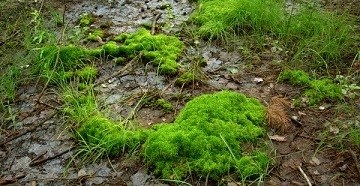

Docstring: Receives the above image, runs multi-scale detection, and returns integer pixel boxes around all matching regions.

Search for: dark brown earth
[0,0,359,185]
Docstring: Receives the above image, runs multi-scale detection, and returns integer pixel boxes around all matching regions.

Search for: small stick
[297,165,312,186]
[151,13,162,35]
[349,150,360,177]
[0,112,57,146]
[30,150,48,164]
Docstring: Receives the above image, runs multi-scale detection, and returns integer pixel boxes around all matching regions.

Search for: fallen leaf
[269,135,287,142]
[78,169,87,178]
[254,77,263,83]
[330,126,339,134]
[310,156,321,166]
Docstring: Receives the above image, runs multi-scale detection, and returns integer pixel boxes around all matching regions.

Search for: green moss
[156,98,173,113]
[79,13,95,27]
[75,66,98,81]
[105,28,184,74]
[190,0,284,40]
[277,70,311,86]
[175,72,195,85]
[144,91,268,180]
[305,79,343,105]
[77,115,148,156]
[114,57,127,65]
[85,29,105,42]
[278,70,343,105]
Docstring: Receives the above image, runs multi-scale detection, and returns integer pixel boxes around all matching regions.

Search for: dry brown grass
[266,97,291,133]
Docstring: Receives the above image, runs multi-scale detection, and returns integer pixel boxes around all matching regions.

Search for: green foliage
[190,0,284,40]
[85,29,105,42]
[77,115,148,156]
[175,72,195,85]
[103,28,184,74]
[156,98,173,113]
[144,91,268,180]
[236,151,269,179]
[278,70,343,105]
[305,79,343,105]
[79,13,95,27]
[277,70,311,86]
[75,66,98,81]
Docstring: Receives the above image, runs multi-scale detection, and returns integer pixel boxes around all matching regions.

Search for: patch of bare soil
[1,0,359,185]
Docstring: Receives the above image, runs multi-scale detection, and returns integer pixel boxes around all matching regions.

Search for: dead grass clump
[266,97,291,133]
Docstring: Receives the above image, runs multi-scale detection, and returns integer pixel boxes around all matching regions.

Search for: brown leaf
[269,135,287,142]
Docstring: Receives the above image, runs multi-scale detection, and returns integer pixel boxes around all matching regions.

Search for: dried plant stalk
[266,97,291,132]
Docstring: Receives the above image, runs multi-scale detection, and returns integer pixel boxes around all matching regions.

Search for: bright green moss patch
[103,28,184,74]
[75,66,98,81]
[144,91,269,180]
[278,70,343,105]
[190,0,284,40]
[175,72,195,85]
[77,115,148,156]
[305,79,343,105]
[85,29,105,42]
[277,70,311,86]
[79,13,96,27]
[155,98,173,113]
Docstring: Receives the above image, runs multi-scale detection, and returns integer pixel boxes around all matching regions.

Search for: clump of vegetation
[190,0,284,40]
[79,13,96,27]
[144,91,269,180]
[278,70,343,105]
[75,66,98,81]
[77,115,148,156]
[103,28,185,74]
[155,98,173,113]
[277,70,311,86]
[175,71,195,85]
[85,29,105,42]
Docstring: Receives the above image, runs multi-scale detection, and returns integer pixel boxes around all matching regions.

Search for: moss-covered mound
[77,115,148,156]
[104,28,184,74]
[190,0,284,39]
[278,70,343,105]
[143,91,269,180]
[35,45,98,83]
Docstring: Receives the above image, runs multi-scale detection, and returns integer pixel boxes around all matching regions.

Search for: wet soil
[1,0,359,185]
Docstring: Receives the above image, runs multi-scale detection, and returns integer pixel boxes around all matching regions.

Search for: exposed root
[266,97,291,133]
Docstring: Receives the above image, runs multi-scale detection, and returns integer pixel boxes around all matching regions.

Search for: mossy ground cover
[278,70,343,105]
[144,91,270,181]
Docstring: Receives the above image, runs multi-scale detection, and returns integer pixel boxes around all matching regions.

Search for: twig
[291,116,303,127]
[30,146,76,166]
[297,165,312,186]
[151,13,162,35]
[37,1,67,102]
[0,111,57,146]
[174,82,185,117]
[0,174,26,185]
[349,150,360,177]
[93,53,141,87]
[30,150,48,164]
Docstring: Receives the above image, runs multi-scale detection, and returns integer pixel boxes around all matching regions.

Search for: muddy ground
[0,0,359,185]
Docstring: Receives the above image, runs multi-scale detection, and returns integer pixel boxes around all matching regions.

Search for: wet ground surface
[1,0,360,185]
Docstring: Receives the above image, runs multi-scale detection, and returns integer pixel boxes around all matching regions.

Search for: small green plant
[85,29,105,42]
[155,98,173,113]
[190,0,284,41]
[79,13,96,27]
[175,72,195,85]
[103,28,185,74]
[144,91,269,181]
[277,69,311,86]
[278,70,343,105]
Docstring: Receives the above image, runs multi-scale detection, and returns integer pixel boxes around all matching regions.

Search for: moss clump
[156,98,173,113]
[277,70,311,86]
[190,0,284,40]
[79,13,95,27]
[278,70,343,105]
[77,115,148,156]
[85,29,105,42]
[175,72,195,85]
[103,28,184,74]
[305,79,343,105]
[144,91,269,180]
[75,66,98,81]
